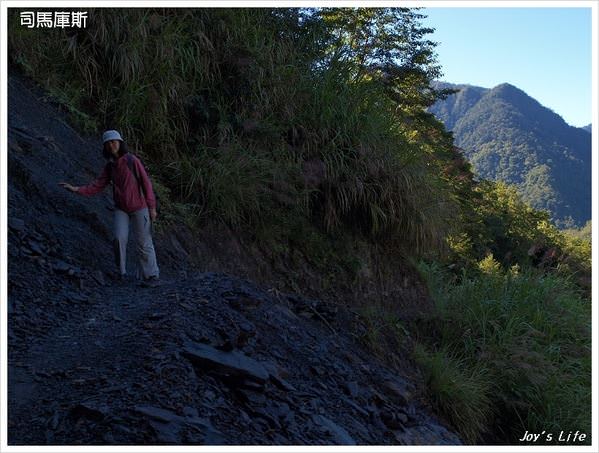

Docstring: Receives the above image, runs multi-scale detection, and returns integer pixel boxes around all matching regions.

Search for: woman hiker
[59,130,160,287]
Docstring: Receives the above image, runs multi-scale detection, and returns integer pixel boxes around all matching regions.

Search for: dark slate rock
[9,217,25,232]
[341,380,360,397]
[381,410,407,430]
[182,342,269,384]
[239,379,264,391]
[235,330,254,349]
[236,388,265,407]
[382,379,411,406]
[135,405,224,444]
[27,240,44,256]
[134,405,180,423]
[312,414,356,445]
[309,365,326,376]
[148,312,165,321]
[262,362,296,392]
[52,259,71,274]
[69,403,107,422]
[400,423,461,445]
[91,271,105,286]
[341,396,369,418]
[225,294,262,310]
[269,374,296,392]
[30,231,45,242]
[7,299,15,315]
[65,292,89,303]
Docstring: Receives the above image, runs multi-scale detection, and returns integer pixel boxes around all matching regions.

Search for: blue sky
[422,7,592,127]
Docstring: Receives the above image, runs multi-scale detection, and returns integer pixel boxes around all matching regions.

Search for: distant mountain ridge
[429,81,591,227]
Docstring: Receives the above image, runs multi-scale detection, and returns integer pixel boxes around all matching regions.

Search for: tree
[317,7,455,110]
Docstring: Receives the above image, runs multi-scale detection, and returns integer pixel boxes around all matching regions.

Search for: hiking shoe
[109,272,129,284]
[141,275,161,287]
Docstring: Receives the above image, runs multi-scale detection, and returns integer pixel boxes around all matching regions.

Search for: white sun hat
[102,130,123,143]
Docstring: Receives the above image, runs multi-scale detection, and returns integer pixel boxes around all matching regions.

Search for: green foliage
[473,181,551,263]
[317,8,451,109]
[168,140,304,228]
[9,7,455,254]
[42,86,99,134]
[559,221,592,285]
[563,220,592,242]
[444,179,591,295]
[416,260,591,444]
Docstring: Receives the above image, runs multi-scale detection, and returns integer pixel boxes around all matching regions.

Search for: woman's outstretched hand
[59,182,79,193]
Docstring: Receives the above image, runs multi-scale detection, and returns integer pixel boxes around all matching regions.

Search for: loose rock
[182,341,270,385]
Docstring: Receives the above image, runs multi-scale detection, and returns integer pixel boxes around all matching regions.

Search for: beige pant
[113,207,159,279]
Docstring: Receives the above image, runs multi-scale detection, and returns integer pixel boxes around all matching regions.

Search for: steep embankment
[7,72,460,445]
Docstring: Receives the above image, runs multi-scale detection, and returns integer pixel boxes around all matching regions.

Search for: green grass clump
[415,259,591,444]
[413,344,493,443]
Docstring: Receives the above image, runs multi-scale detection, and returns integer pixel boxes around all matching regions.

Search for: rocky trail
[6,70,461,445]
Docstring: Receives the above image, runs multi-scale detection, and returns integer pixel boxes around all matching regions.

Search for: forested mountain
[429,82,591,227]
[581,123,592,133]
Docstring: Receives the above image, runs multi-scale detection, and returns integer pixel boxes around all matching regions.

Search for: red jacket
[77,153,156,213]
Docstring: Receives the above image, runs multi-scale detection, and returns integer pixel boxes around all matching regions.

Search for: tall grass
[8,8,454,254]
[413,344,493,444]
[415,258,591,444]
[168,140,305,228]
